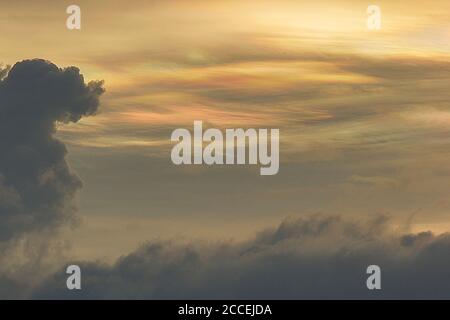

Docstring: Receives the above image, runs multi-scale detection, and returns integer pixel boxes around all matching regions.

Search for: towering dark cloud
[33,214,450,299]
[0,59,104,242]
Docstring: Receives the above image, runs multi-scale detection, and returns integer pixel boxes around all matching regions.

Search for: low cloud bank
[33,214,450,299]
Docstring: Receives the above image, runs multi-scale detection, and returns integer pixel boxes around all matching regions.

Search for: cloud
[31,214,450,299]
[0,59,104,243]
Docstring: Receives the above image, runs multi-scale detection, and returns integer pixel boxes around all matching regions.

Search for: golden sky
[1,0,449,260]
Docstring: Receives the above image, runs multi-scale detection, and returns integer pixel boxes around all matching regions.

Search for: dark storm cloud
[33,214,450,299]
[0,59,104,242]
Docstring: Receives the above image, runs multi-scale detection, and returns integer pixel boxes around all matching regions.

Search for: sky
[0,0,450,298]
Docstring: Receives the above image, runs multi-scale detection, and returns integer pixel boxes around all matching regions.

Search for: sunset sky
[1,0,450,298]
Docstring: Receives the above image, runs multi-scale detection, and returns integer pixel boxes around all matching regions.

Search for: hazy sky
[2,0,450,256]
[1,0,450,298]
